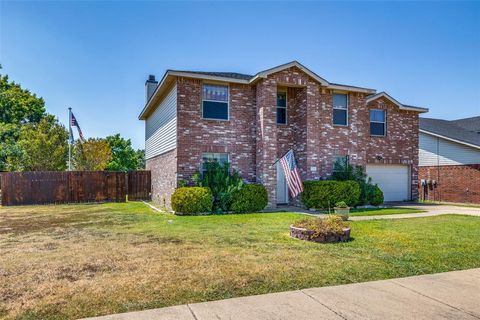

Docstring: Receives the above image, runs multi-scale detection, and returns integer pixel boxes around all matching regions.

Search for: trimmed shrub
[335,201,348,208]
[368,185,384,206]
[171,187,213,215]
[301,180,360,209]
[230,184,268,213]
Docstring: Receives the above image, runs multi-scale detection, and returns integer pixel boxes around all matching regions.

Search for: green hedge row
[171,184,268,215]
[230,184,268,213]
[301,180,361,209]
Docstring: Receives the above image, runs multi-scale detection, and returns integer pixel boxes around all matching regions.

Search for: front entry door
[276,162,289,204]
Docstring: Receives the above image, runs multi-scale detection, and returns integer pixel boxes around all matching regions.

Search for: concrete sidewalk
[84,268,480,320]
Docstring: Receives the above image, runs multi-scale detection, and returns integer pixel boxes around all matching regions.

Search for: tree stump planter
[290,225,351,243]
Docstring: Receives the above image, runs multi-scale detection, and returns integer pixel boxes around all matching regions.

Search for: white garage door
[366,165,410,202]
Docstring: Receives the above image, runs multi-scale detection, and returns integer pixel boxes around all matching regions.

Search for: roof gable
[250,61,329,86]
[366,92,428,113]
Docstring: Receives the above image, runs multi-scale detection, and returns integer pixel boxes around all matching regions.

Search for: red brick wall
[176,77,257,184]
[365,98,420,200]
[146,149,177,208]
[170,67,421,206]
[258,67,419,202]
[419,165,480,204]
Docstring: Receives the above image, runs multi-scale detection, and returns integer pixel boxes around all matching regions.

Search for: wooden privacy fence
[128,170,151,201]
[0,170,151,206]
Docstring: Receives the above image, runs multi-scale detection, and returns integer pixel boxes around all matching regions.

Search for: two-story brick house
[139,61,428,208]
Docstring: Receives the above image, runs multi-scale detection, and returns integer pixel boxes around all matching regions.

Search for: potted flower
[334,201,350,221]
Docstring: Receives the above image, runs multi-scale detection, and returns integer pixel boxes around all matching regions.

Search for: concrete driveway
[276,202,480,220]
[84,268,480,320]
[349,202,480,221]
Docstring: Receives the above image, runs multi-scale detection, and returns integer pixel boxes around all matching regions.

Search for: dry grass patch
[1,203,479,319]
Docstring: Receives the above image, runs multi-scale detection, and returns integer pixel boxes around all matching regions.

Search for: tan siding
[145,84,177,159]
[419,132,480,166]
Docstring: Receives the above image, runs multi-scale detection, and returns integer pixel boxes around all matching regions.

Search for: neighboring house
[419,116,480,204]
[139,61,428,208]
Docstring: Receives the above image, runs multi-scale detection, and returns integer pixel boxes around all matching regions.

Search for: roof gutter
[326,83,376,94]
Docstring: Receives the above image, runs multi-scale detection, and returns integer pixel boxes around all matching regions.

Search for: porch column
[255,79,278,207]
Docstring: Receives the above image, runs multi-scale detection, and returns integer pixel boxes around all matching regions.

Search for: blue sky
[1,1,479,149]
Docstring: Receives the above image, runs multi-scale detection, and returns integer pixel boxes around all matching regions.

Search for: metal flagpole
[271,148,293,168]
[68,107,72,171]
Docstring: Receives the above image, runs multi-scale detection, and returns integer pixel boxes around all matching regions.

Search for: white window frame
[276,90,288,125]
[370,109,387,137]
[333,93,349,126]
[202,83,230,121]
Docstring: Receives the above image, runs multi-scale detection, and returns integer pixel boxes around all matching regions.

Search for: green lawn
[1,202,479,319]
[349,207,425,216]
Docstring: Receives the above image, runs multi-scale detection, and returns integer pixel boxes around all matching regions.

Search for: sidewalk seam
[186,304,199,320]
[301,290,348,320]
[390,280,480,319]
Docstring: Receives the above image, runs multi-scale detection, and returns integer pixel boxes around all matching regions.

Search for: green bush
[335,201,348,208]
[230,184,268,213]
[301,180,360,209]
[192,161,243,213]
[331,157,385,206]
[368,185,384,206]
[171,187,213,215]
[293,215,348,238]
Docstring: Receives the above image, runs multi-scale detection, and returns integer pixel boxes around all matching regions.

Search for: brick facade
[419,165,480,204]
[148,66,422,208]
[365,98,420,200]
[176,77,257,184]
[146,149,177,208]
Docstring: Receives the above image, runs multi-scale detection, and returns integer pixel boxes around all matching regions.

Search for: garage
[366,164,411,202]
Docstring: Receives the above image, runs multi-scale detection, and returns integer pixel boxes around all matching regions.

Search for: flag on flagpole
[70,112,85,142]
[279,149,304,198]
[69,125,74,144]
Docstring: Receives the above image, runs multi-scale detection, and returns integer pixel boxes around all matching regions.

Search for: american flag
[279,149,304,198]
[70,112,85,142]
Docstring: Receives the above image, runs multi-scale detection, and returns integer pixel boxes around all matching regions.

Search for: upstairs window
[370,109,386,136]
[202,152,229,172]
[333,93,348,126]
[277,92,287,124]
[202,84,229,120]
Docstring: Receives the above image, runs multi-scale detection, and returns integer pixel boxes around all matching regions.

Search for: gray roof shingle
[420,117,480,147]
[169,70,253,80]
[450,116,480,132]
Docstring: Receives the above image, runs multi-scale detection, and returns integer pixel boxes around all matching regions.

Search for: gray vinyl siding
[145,84,177,160]
[419,132,480,166]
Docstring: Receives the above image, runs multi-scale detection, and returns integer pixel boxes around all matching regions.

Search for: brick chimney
[145,75,158,103]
